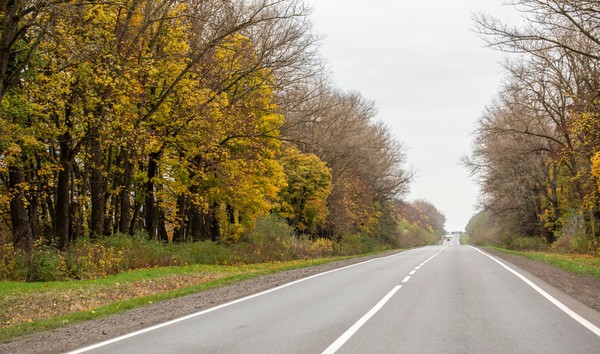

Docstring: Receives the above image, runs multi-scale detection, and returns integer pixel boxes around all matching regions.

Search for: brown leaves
[1,274,221,329]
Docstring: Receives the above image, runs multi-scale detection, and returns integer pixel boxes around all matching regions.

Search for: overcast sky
[304,0,522,231]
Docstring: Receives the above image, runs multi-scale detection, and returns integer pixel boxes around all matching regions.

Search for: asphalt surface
[69,241,600,354]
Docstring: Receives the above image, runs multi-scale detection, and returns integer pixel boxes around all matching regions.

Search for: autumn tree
[0,0,321,251]
[470,0,600,250]
[276,146,331,234]
[281,86,412,238]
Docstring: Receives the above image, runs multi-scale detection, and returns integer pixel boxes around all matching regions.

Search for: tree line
[0,0,439,257]
[466,0,600,252]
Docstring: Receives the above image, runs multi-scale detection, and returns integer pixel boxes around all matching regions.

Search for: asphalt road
[70,244,600,354]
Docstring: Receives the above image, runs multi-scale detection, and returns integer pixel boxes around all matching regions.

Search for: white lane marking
[414,266,421,270]
[470,246,600,338]
[322,285,402,354]
[409,270,416,275]
[401,276,411,283]
[67,250,416,353]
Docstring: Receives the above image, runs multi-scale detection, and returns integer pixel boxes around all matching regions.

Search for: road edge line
[66,250,411,353]
[469,246,600,338]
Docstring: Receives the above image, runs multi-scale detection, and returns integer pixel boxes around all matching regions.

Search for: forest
[465,0,600,253]
[0,0,445,281]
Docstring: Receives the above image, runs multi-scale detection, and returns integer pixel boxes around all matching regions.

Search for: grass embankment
[487,247,600,280]
[0,256,353,342]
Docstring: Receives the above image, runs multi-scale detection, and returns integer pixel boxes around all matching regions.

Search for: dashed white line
[321,285,402,354]
[322,248,446,353]
[67,250,412,354]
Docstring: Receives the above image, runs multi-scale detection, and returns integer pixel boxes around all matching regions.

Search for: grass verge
[487,247,600,280]
[1,256,361,342]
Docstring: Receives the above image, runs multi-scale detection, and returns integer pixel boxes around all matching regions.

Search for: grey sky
[305,0,521,231]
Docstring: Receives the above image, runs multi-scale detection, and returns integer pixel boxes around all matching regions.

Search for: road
[70,245,600,353]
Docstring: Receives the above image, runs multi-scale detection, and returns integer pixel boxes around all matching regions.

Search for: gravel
[2,248,599,354]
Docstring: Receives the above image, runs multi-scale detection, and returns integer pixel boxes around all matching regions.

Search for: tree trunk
[90,128,104,238]
[9,165,33,254]
[119,152,133,234]
[173,195,187,243]
[55,135,71,251]
[145,151,160,239]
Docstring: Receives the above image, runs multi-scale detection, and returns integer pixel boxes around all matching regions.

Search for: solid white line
[321,285,402,354]
[67,250,412,353]
[401,276,411,283]
[470,246,600,338]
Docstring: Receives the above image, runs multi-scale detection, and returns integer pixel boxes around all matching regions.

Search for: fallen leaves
[1,273,222,328]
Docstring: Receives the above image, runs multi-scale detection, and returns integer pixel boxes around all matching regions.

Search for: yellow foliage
[69,240,125,279]
[592,152,600,192]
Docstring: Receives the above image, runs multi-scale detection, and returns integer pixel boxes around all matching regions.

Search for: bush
[67,238,125,279]
[25,245,68,281]
[104,233,182,270]
[508,236,546,251]
[0,243,16,279]
[334,233,387,256]
[176,241,232,265]
[234,215,300,263]
[310,238,334,257]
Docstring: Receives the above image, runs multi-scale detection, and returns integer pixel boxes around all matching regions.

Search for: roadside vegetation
[465,1,600,255]
[0,209,443,341]
[0,0,447,282]
[0,256,357,341]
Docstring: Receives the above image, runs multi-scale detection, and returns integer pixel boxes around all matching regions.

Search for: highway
[70,243,600,353]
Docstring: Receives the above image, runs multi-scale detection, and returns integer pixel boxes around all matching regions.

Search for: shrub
[25,245,68,281]
[508,236,546,251]
[234,215,298,263]
[67,238,125,279]
[310,238,334,257]
[176,241,232,265]
[0,243,16,280]
[105,233,182,270]
[334,233,387,256]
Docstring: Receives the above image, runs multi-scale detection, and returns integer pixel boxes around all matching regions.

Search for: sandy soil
[1,248,599,354]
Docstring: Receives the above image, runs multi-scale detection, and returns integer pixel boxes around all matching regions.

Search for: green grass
[459,234,469,245]
[488,247,600,280]
[1,255,365,342]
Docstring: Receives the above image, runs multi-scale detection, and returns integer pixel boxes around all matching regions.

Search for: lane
[336,246,600,353]
[71,247,443,354]
[70,245,600,354]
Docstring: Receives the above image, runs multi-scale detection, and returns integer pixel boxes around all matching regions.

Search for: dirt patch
[1,248,600,354]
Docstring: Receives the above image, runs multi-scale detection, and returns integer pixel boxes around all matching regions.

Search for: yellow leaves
[591,151,600,192]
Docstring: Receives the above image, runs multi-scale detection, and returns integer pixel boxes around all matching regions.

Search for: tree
[470,0,600,249]
[276,147,331,234]
[281,87,412,237]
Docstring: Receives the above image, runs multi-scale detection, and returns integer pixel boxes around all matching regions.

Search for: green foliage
[235,214,305,262]
[396,221,439,248]
[67,238,126,279]
[465,211,503,246]
[23,245,68,282]
[489,248,600,280]
[507,237,547,251]
[334,233,386,255]
[276,148,332,233]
